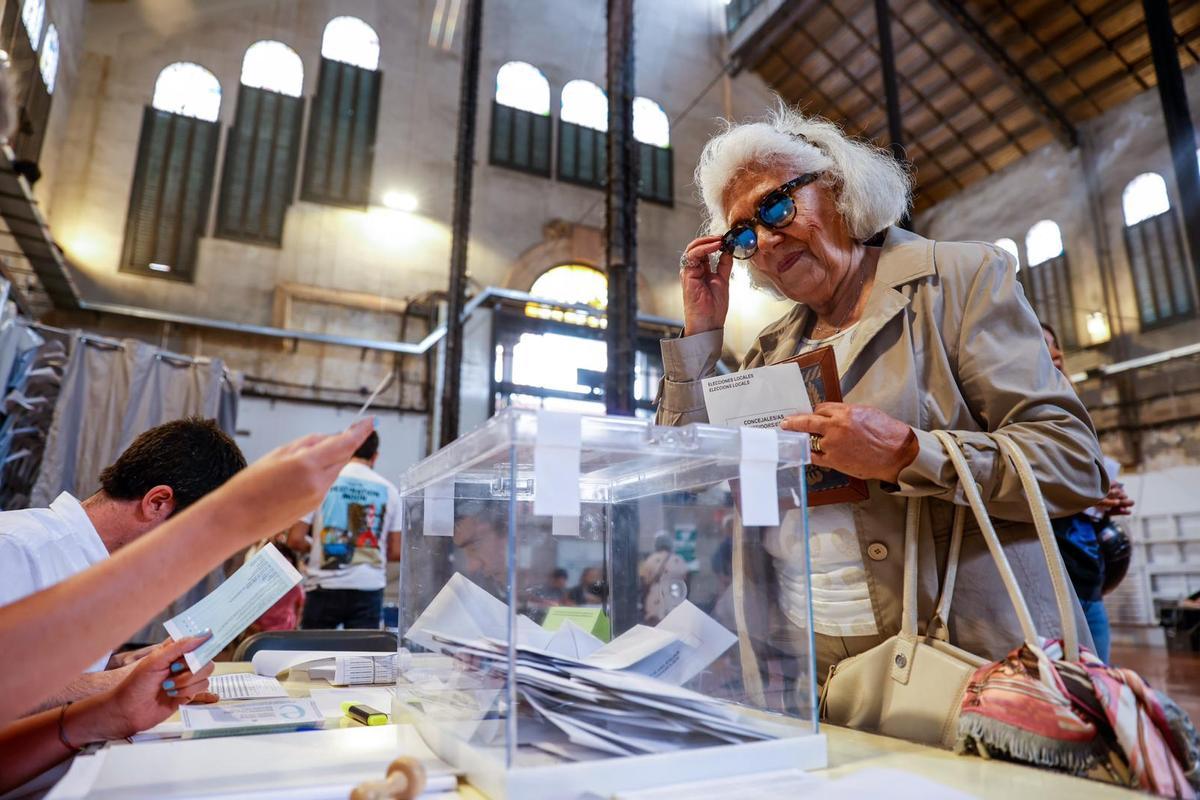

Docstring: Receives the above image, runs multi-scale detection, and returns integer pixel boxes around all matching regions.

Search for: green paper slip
[542,607,610,642]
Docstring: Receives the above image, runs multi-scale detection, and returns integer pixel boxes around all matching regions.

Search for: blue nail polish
[166,689,178,697]
[162,679,175,690]
[170,662,184,673]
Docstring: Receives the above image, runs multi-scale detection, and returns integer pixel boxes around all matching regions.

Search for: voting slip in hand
[164,544,302,672]
[701,345,868,507]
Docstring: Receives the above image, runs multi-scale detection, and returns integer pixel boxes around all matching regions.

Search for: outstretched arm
[0,419,373,723]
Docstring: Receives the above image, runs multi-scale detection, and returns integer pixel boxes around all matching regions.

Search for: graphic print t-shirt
[305,461,402,591]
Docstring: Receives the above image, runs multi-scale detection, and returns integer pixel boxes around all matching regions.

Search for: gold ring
[810,434,823,455]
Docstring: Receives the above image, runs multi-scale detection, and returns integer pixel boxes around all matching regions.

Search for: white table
[47,663,1139,799]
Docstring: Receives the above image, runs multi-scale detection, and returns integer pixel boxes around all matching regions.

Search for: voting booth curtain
[31,331,241,643]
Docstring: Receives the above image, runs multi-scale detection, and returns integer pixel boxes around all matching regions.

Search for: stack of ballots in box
[405,574,799,758]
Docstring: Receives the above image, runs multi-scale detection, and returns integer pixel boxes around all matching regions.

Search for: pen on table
[342,702,389,726]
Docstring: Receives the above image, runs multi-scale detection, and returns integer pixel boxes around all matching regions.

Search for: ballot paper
[701,362,813,429]
[404,575,792,760]
[179,697,323,738]
[208,672,289,700]
[164,544,302,672]
[405,572,552,653]
[542,619,604,660]
[332,654,398,686]
[252,650,399,685]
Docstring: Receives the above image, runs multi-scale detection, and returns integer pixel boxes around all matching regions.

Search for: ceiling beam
[1037,10,1200,101]
[925,0,1078,148]
[728,0,822,75]
[1059,22,1200,114]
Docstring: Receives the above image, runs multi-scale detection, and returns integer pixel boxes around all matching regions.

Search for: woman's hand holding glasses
[679,235,734,337]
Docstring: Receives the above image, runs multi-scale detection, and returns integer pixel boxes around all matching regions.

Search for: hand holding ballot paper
[164,544,303,672]
[702,347,869,506]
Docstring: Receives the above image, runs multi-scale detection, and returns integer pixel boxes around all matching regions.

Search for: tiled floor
[1110,643,1200,724]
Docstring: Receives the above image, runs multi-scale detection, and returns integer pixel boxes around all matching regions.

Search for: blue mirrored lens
[759,194,794,227]
[730,227,757,257]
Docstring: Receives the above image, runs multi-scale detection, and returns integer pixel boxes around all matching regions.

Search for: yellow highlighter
[341,702,389,726]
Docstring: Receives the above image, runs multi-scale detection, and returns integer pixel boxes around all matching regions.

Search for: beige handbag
[819,430,1079,749]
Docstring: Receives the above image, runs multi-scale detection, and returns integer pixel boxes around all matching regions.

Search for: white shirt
[0,492,112,671]
[779,323,879,638]
[303,461,402,591]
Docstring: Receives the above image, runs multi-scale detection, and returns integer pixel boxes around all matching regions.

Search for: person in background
[0,418,246,711]
[568,566,607,606]
[1042,322,1135,662]
[546,568,569,603]
[288,431,402,630]
[529,567,570,614]
[639,532,690,624]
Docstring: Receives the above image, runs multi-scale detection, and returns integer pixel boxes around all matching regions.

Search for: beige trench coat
[656,227,1105,666]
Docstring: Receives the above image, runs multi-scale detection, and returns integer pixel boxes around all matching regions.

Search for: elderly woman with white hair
[657,107,1107,683]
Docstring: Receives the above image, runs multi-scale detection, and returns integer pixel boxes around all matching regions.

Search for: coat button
[866,542,888,561]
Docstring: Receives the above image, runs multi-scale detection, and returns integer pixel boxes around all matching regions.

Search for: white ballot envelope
[165,544,302,672]
[702,362,813,429]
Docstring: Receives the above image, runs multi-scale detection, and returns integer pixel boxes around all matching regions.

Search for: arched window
[508,265,609,415]
[21,0,44,50]
[321,16,380,70]
[1021,220,1075,348]
[37,23,58,94]
[1122,172,1170,226]
[633,97,669,147]
[634,96,674,204]
[496,61,549,115]
[152,62,222,122]
[240,40,303,97]
[1025,220,1063,267]
[217,42,305,245]
[124,63,223,281]
[531,265,607,311]
[557,81,607,188]
[303,17,382,207]
[994,237,1020,271]
[498,264,659,417]
[526,264,608,328]
[1122,171,1195,328]
[490,62,552,176]
[561,80,608,131]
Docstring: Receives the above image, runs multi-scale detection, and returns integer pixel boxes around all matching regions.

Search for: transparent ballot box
[396,409,822,799]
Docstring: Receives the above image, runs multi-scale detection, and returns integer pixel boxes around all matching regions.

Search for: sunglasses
[720,172,822,260]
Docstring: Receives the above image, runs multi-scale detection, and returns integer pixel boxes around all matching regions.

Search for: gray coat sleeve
[890,243,1109,521]
[653,329,724,426]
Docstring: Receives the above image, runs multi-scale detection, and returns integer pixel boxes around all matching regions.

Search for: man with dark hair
[288,430,402,629]
[0,417,246,707]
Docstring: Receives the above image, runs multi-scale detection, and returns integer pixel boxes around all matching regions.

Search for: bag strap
[992,434,1080,661]
[900,496,920,637]
[927,505,966,642]
[930,430,1041,646]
